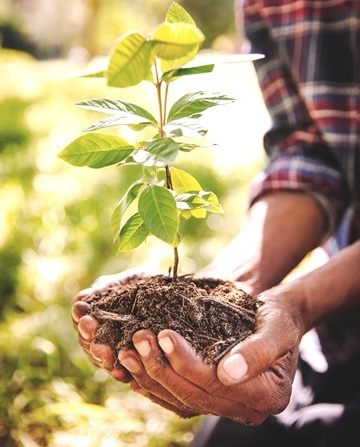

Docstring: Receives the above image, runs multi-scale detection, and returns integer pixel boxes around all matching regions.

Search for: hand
[117,285,304,424]
[71,268,152,381]
[71,268,201,418]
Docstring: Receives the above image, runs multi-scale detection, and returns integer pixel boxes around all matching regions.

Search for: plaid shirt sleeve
[235,0,358,235]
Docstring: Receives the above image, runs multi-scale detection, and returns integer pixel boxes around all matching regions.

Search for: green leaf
[170,167,202,193]
[111,181,143,243]
[170,172,208,218]
[202,191,224,213]
[128,123,155,132]
[76,98,158,132]
[118,213,149,252]
[139,185,179,245]
[167,92,235,122]
[177,142,203,152]
[166,2,196,25]
[77,98,158,124]
[176,190,224,214]
[58,133,135,168]
[160,46,199,73]
[83,115,156,133]
[107,31,154,88]
[181,209,206,219]
[75,68,106,78]
[164,118,208,138]
[161,64,214,83]
[142,166,159,183]
[159,2,199,72]
[153,22,204,60]
[133,137,179,166]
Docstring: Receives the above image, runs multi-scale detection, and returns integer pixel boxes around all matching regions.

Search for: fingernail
[158,336,174,355]
[72,302,90,322]
[222,353,248,381]
[134,340,151,357]
[78,325,91,340]
[119,356,140,374]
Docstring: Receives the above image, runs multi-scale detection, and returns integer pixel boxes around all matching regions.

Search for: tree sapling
[61,2,262,366]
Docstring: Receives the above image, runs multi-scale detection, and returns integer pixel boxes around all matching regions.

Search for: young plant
[59,2,235,280]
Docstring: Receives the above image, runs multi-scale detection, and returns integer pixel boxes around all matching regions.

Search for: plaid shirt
[236,0,360,366]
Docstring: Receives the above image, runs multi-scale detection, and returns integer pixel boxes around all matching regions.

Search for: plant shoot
[59,2,236,279]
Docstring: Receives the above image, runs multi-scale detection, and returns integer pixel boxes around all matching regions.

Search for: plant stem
[163,82,170,127]
[165,165,178,280]
[173,247,179,281]
[154,61,179,281]
[154,61,165,135]
[165,165,173,189]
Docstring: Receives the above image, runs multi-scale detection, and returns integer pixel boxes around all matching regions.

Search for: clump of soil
[81,274,261,366]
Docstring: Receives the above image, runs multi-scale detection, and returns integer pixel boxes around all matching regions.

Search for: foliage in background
[181,0,236,48]
[0,0,238,59]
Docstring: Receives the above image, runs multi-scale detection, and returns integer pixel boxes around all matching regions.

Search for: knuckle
[144,357,166,378]
[181,389,213,413]
[131,373,154,393]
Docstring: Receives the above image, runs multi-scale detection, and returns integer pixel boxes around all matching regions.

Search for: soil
[81,274,261,367]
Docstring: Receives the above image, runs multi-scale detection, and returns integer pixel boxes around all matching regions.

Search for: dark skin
[72,193,360,424]
[73,288,301,423]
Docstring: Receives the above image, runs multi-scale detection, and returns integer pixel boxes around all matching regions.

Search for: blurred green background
[0,1,269,445]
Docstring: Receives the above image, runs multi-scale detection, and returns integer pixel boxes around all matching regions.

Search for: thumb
[217,300,300,386]
[216,331,276,386]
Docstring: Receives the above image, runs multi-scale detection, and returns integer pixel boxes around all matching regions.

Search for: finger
[74,330,101,369]
[132,383,199,419]
[118,341,193,414]
[111,367,133,383]
[157,330,230,397]
[158,329,263,406]
[77,315,99,341]
[156,330,287,415]
[72,301,91,323]
[218,299,300,386]
[157,330,281,420]
[84,351,102,368]
[90,341,115,371]
[218,339,296,414]
[133,330,267,424]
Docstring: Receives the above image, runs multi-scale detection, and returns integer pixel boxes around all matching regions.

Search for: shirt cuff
[304,191,337,243]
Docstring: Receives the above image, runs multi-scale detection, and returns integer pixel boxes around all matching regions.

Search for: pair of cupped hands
[71,268,303,425]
